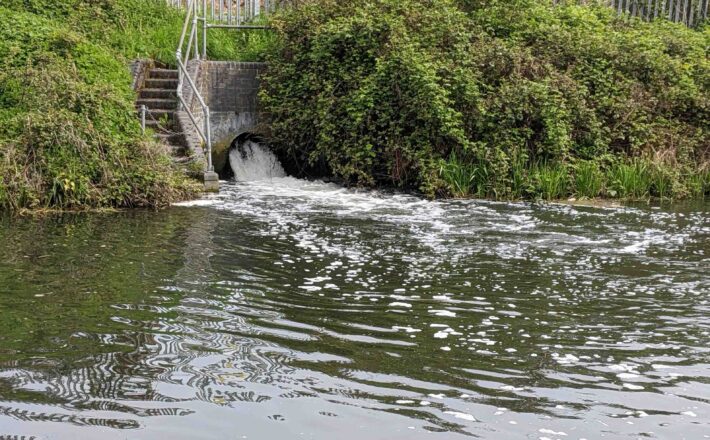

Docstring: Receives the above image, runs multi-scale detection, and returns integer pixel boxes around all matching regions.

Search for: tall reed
[573,160,604,199]
[607,159,651,199]
[534,162,569,200]
[439,152,476,197]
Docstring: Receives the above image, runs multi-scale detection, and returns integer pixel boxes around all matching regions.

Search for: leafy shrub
[260,0,709,200]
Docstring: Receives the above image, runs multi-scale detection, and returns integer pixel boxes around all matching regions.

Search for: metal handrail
[176,0,213,171]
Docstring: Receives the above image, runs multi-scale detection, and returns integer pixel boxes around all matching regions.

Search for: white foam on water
[444,411,476,422]
[173,198,221,207]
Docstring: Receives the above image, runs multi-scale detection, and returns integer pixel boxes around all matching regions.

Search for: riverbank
[260,0,709,201]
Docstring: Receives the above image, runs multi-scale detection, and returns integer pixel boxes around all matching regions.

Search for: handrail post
[140,105,147,134]
[203,106,219,192]
[176,50,183,111]
[169,0,284,192]
[205,107,213,172]
[202,0,208,59]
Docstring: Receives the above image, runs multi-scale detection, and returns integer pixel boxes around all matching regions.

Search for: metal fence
[167,1,707,28]
[166,0,282,25]
[554,0,708,26]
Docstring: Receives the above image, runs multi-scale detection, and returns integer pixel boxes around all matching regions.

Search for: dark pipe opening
[216,132,265,180]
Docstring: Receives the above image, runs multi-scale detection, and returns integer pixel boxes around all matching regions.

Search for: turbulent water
[0,152,708,439]
[229,140,286,182]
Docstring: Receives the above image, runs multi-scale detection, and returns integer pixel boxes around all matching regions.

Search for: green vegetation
[260,0,710,201]
[534,162,569,201]
[0,0,190,210]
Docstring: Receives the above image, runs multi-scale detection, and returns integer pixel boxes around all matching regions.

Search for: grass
[0,1,203,210]
[82,1,274,65]
[687,168,710,198]
[650,165,674,199]
[509,155,530,199]
[438,153,704,203]
[0,0,275,211]
[226,28,279,62]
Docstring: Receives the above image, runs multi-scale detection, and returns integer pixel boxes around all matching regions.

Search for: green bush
[0,0,277,210]
[260,0,709,200]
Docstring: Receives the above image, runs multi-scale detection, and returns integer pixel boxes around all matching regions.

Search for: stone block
[203,171,220,192]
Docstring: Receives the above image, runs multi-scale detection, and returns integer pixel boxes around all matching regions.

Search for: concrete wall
[206,61,266,147]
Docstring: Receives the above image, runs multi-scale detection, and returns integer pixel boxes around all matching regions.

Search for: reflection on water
[0,180,708,439]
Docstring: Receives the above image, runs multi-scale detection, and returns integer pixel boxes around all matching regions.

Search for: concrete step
[136,98,177,110]
[140,88,176,99]
[149,68,179,79]
[144,109,175,121]
[144,118,177,132]
[144,78,178,89]
[173,155,194,164]
[155,133,186,147]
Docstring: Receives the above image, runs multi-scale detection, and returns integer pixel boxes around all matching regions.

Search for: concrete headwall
[178,61,267,174]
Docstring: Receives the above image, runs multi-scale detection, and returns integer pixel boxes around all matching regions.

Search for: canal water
[0,150,708,438]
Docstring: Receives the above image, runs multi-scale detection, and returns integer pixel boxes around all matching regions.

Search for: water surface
[0,178,708,439]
